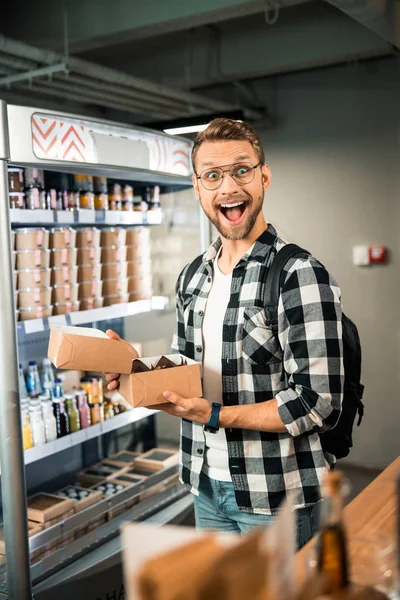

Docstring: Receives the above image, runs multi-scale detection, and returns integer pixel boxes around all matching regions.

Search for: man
[106,118,343,549]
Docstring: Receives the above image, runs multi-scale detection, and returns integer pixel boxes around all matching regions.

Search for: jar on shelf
[24,168,47,210]
[149,185,161,211]
[8,167,24,192]
[9,192,25,209]
[122,185,134,211]
[108,183,122,211]
[104,400,114,420]
[93,176,109,210]
[65,393,81,433]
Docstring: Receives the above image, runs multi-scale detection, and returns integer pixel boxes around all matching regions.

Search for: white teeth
[220,201,244,208]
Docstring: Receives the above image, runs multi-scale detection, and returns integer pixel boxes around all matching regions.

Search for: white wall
[258,58,400,469]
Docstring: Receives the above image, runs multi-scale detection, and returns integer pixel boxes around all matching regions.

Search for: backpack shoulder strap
[265,243,310,337]
[182,254,203,295]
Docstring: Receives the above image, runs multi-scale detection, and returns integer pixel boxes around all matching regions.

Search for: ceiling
[0,0,395,127]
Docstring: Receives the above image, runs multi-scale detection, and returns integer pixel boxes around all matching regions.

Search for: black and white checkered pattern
[171,225,344,514]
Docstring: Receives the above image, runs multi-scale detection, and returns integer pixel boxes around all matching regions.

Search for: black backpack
[182,245,365,459]
[265,244,365,459]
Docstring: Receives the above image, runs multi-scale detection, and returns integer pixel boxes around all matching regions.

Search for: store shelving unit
[0,101,196,600]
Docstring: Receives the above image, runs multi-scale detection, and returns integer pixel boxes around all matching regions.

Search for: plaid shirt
[171,224,344,514]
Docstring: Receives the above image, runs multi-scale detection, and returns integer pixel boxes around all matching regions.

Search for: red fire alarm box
[368,246,386,264]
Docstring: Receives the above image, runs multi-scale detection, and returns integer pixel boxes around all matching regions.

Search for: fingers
[105,372,120,382]
[107,380,119,391]
[106,329,122,341]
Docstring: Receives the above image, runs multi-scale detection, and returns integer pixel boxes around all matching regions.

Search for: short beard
[200,194,263,241]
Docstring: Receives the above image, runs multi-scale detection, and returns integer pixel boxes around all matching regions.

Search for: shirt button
[226,358,230,364]
[207,277,211,283]
[198,310,204,317]
[196,346,202,353]
[197,448,203,455]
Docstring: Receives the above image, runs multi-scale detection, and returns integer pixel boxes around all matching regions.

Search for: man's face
[192,140,271,241]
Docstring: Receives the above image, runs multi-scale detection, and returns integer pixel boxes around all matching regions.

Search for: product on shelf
[64,393,81,432]
[108,183,122,211]
[19,364,28,396]
[19,305,53,321]
[52,283,79,304]
[41,358,55,395]
[74,175,95,210]
[8,168,24,192]
[76,463,124,487]
[103,292,130,306]
[77,246,101,265]
[101,261,128,279]
[80,297,104,310]
[75,390,91,428]
[143,185,161,211]
[24,168,47,210]
[121,185,134,211]
[102,278,128,296]
[50,247,78,267]
[26,361,43,397]
[76,227,101,247]
[18,286,52,308]
[120,465,154,478]
[53,300,80,315]
[102,450,140,468]
[49,227,77,249]
[101,245,127,263]
[100,227,127,247]
[78,280,103,300]
[126,259,149,278]
[126,227,150,246]
[21,406,33,450]
[14,228,49,250]
[42,400,57,442]
[127,274,153,301]
[15,248,51,269]
[133,448,179,472]
[27,493,74,524]
[29,403,46,446]
[51,265,78,285]
[53,395,70,437]
[77,263,102,282]
[17,267,51,288]
[93,176,108,210]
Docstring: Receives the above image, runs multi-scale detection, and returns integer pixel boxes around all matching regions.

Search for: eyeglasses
[195,161,262,190]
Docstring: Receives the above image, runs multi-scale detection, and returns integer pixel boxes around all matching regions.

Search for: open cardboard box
[48,325,202,409]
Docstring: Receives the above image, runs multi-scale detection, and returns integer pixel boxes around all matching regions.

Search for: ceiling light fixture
[163,123,209,136]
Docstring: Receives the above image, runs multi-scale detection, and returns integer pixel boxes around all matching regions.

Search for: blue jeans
[194,473,320,550]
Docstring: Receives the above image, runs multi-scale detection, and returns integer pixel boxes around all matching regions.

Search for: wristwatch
[204,402,222,434]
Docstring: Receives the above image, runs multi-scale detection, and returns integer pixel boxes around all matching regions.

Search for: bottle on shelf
[29,405,46,446]
[24,168,47,210]
[52,397,70,438]
[53,377,64,398]
[64,393,81,433]
[122,184,134,211]
[80,377,93,403]
[26,361,43,397]
[93,176,109,210]
[42,401,58,442]
[104,400,114,420]
[19,363,28,397]
[92,376,105,423]
[21,407,33,450]
[76,390,91,429]
[316,470,350,594]
[41,358,55,397]
[108,183,122,211]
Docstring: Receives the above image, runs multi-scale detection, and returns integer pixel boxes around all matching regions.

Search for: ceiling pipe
[325,0,400,50]
[0,34,262,120]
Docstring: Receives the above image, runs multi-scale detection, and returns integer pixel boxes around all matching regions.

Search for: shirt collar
[203,224,278,265]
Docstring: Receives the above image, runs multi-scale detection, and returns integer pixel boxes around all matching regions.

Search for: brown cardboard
[48,325,202,409]
[48,325,134,374]
[134,448,179,472]
[27,493,75,523]
[76,463,125,487]
[102,450,140,468]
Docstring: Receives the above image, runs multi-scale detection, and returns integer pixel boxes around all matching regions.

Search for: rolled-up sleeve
[275,257,344,437]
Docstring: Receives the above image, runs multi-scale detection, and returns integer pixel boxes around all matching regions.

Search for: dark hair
[191,118,265,170]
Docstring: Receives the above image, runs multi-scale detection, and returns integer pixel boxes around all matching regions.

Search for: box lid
[48,325,134,374]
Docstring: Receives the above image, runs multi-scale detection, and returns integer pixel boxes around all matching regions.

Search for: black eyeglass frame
[194,161,263,190]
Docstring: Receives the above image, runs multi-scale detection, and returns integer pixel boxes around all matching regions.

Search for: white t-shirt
[202,248,233,482]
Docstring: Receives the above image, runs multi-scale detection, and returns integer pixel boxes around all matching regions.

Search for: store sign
[31,113,192,176]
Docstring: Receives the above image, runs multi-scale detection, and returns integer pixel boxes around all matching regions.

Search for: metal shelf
[17,296,169,335]
[24,407,158,466]
[10,208,163,227]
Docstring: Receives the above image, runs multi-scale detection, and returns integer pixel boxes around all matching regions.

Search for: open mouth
[218,201,248,224]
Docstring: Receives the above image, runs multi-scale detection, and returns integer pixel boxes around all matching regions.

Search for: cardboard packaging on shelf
[52,283,79,304]
[78,263,102,282]
[18,286,52,308]
[76,463,125,487]
[77,246,101,265]
[76,227,101,248]
[48,325,202,409]
[102,277,129,296]
[50,248,78,267]
[15,248,51,269]
[102,450,140,468]
[20,304,53,321]
[15,228,49,250]
[134,448,179,472]
[102,261,129,279]
[100,228,127,247]
[80,297,104,310]
[51,266,79,285]
[78,280,103,300]
[27,493,75,523]
[17,267,51,288]
[49,227,77,249]
[53,300,80,315]
[101,245,128,263]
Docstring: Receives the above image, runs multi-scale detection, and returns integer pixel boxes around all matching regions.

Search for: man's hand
[149,392,212,425]
[104,329,139,391]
